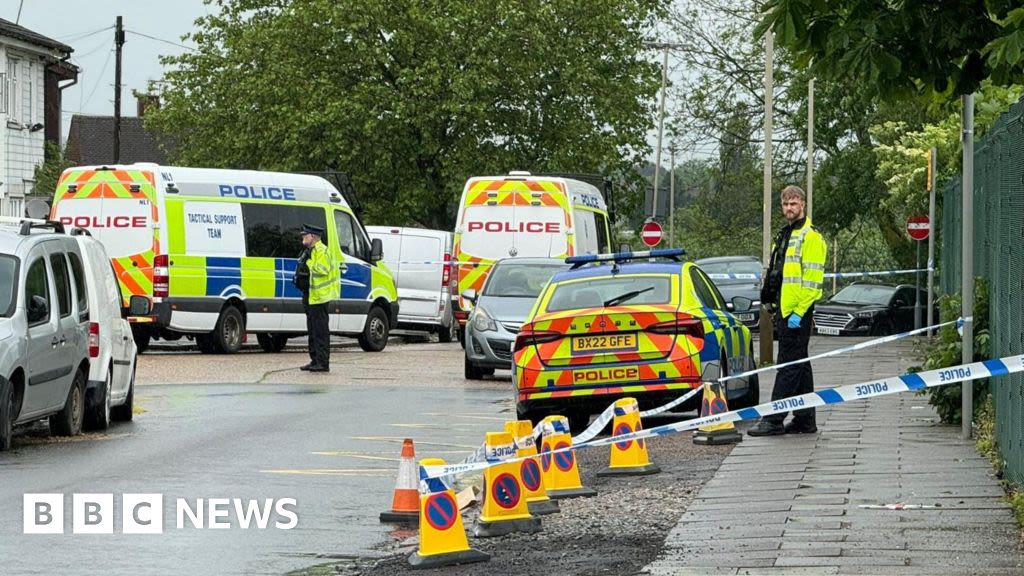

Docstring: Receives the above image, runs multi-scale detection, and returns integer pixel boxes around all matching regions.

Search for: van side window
[51,253,72,318]
[594,212,610,253]
[25,257,51,326]
[68,252,88,314]
[334,211,369,259]
[241,204,327,258]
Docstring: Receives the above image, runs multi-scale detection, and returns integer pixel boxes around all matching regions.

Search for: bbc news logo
[23,494,298,534]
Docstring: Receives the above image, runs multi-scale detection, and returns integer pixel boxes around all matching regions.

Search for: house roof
[0,18,73,54]
[66,115,175,166]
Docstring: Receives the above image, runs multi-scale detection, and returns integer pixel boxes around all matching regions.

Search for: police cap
[301,224,324,236]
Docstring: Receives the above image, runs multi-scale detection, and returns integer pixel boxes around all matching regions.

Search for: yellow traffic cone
[505,420,559,516]
[473,431,543,537]
[598,398,661,476]
[408,458,490,569]
[380,438,420,524]
[693,381,742,445]
[539,415,597,499]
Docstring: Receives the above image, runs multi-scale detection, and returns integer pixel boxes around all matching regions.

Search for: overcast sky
[4,0,212,142]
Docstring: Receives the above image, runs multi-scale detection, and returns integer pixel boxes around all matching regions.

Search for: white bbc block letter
[73,493,114,534]
[122,494,163,534]
[23,494,64,534]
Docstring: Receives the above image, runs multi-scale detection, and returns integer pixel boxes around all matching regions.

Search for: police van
[452,172,612,336]
[50,164,398,354]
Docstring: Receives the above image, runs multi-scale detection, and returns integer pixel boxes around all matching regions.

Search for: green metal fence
[941,95,1024,485]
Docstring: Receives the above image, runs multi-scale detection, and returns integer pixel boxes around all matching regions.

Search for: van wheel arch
[8,368,25,422]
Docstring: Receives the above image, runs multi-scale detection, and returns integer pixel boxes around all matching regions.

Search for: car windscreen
[545,275,672,312]
[0,255,17,317]
[483,263,564,298]
[831,284,895,306]
[699,260,761,279]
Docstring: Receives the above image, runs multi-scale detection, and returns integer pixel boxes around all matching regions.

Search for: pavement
[645,336,1024,576]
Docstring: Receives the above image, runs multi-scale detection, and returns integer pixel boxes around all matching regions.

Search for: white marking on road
[262,468,393,477]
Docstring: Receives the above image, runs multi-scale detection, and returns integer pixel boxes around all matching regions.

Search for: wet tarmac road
[0,343,512,576]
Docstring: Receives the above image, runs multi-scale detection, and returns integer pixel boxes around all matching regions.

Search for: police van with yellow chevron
[49,164,398,354]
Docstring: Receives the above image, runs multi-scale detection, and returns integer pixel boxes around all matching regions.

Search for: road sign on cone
[473,431,543,537]
[380,438,420,524]
[598,398,661,476]
[408,458,490,569]
[539,416,597,499]
[693,382,742,445]
[505,420,559,516]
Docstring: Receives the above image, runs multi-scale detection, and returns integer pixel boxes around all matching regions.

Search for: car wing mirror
[28,295,49,323]
[370,238,383,264]
[731,296,753,312]
[127,295,151,317]
[462,289,478,304]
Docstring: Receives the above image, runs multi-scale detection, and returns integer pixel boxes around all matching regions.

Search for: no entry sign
[641,220,663,247]
[906,215,930,241]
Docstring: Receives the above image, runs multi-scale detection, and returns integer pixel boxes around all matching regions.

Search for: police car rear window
[546,276,671,312]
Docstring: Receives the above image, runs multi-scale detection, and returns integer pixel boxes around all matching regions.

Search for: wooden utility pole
[113,16,125,163]
[759,31,775,364]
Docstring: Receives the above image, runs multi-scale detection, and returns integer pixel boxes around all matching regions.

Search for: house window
[7,58,20,123]
[0,72,7,115]
[23,61,32,124]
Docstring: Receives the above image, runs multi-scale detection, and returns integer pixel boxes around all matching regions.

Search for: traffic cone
[539,415,597,499]
[505,420,559,516]
[473,431,543,537]
[598,397,661,476]
[693,381,742,445]
[380,438,420,524]
[408,458,490,569]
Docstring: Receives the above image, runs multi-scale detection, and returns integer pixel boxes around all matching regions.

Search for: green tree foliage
[32,143,75,199]
[758,0,1024,97]
[146,0,665,228]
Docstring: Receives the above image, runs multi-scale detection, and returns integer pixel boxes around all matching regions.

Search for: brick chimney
[136,94,160,118]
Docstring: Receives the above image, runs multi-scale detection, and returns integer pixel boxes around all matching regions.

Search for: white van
[366,226,456,342]
[50,164,398,355]
[69,229,138,429]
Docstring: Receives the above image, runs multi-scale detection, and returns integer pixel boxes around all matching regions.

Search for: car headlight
[853,310,880,319]
[471,307,498,332]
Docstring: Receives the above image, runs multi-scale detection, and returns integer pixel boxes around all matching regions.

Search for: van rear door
[395,231,443,320]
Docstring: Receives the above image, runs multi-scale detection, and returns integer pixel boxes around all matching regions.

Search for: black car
[814,283,938,336]
[695,255,763,329]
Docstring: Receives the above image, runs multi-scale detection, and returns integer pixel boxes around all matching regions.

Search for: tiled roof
[66,115,175,166]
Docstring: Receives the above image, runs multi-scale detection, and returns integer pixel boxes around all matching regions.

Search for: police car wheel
[214,306,245,354]
[358,306,389,352]
[0,377,13,452]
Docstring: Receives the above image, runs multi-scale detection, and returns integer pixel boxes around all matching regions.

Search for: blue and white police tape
[824,267,933,279]
[707,273,761,280]
[419,353,1024,480]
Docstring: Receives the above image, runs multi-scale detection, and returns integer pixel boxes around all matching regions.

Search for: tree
[146,0,665,228]
[32,143,75,200]
[757,1,1024,98]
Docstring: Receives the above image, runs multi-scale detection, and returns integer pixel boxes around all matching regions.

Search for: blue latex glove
[788,313,802,329]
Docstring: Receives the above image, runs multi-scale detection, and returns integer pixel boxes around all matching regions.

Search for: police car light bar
[566,248,686,267]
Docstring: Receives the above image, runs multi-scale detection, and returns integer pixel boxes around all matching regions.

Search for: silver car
[462,258,567,379]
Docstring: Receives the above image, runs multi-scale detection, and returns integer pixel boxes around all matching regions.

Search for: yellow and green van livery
[452,172,612,328]
[510,249,757,431]
[51,164,397,354]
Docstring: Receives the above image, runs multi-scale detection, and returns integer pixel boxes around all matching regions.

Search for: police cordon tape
[421,352,1024,481]
[823,267,933,279]
[448,316,967,475]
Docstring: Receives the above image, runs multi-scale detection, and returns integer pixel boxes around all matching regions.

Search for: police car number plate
[737,313,755,322]
[817,326,841,335]
[572,334,638,354]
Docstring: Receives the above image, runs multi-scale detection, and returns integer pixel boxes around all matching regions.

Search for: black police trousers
[765,307,816,427]
[304,299,330,368]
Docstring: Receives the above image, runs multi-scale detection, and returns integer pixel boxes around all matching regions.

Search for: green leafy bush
[911,277,990,424]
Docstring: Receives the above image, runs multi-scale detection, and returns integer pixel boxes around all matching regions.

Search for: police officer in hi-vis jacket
[297,224,340,372]
[748,185,827,436]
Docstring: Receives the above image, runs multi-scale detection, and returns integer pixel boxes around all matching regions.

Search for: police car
[511,249,758,432]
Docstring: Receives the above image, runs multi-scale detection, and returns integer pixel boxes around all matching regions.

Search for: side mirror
[731,296,753,312]
[370,238,383,263]
[127,295,151,317]
[462,289,478,304]
[892,298,907,308]
[27,295,49,323]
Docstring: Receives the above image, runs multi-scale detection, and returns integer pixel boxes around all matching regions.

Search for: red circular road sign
[641,220,663,247]
[906,215,930,241]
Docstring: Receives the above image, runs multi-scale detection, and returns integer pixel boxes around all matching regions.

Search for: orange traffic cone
[599,397,661,476]
[506,420,559,515]
[380,438,420,524]
[473,431,543,537]
[539,415,597,499]
[693,381,742,445]
[408,458,490,569]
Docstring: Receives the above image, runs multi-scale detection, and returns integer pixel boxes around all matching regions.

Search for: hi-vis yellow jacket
[308,241,341,305]
[779,218,826,317]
